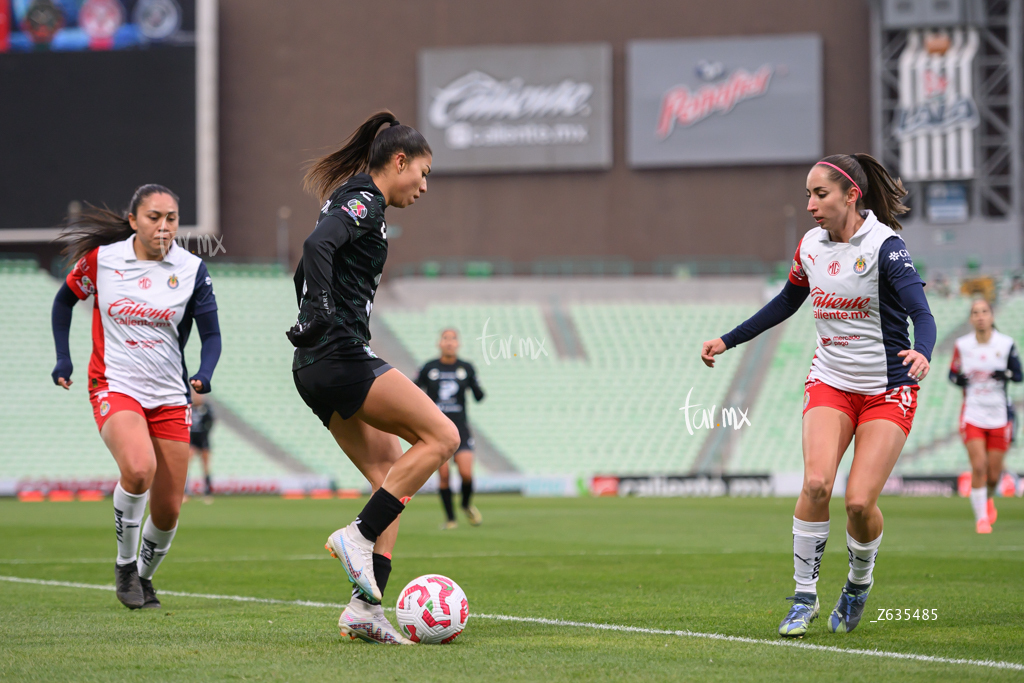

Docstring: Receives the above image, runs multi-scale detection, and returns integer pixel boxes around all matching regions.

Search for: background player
[287,111,459,645]
[415,329,486,528]
[189,388,216,503]
[949,298,1022,533]
[51,184,221,610]
[701,154,936,637]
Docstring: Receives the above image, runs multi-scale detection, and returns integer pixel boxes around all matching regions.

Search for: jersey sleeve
[1009,344,1023,382]
[190,261,218,316]
[300,213,353,324]
[466,363,485,401]
[788,240,808,287]
[879,236,924,292]
[325,193,373,241]
[65,248,99,300]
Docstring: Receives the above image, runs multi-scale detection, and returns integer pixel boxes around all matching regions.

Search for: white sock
[970,486,988,522]
[113,484,148,566]
[137,517,177,580]
[792,517,829,594]
[847,532,882,585]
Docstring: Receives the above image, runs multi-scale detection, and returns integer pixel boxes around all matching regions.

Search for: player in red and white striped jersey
[51,185,221,610]
[950,299,1022,533]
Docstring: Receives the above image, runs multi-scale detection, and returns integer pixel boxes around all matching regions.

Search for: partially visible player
[288,111,458,645]
[949,298,1022,533]
[701,154,936,637]
[415,329,486,528]
[51,185,221,610]
[189,388,216,502]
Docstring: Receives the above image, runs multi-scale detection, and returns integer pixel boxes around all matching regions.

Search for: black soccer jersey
[414,359,485,426]
[292,174,389,369]
[190,402,215,435]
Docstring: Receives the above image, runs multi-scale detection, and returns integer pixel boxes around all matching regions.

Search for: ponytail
[58,184,179,263]
[817,153,909,231]
[303,110,432,202]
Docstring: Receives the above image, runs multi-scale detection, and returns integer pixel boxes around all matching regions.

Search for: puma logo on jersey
[805,254,817,265]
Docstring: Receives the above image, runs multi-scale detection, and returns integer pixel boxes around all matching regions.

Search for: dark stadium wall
[218,0,871,270]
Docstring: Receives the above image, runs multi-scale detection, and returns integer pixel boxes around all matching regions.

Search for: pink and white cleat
[339,599,414,645]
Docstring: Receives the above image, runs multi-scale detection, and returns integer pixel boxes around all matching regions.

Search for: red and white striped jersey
[66,236,217,409]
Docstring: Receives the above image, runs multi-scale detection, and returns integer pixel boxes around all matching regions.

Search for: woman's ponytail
[853,153,909,231]
[303,110,432,202]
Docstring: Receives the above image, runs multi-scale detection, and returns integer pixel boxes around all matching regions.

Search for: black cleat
[115,562,145,609]
[139,577,161,609]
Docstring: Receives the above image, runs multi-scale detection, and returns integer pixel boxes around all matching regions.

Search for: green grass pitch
[1,494,1021,681]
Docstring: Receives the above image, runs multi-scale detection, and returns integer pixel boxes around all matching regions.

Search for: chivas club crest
[854,256,867,274]
[167,274,179,289]
[79,0,124,44]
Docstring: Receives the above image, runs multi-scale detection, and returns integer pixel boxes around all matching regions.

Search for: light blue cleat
[827,578,874,633]
[778,592,819,638]
[325,523,381,604]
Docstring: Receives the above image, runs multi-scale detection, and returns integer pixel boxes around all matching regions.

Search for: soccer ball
[395,574,468,644]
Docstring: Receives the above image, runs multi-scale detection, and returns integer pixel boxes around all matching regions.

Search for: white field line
[1,575,1022,673]
[1,544,1021,565]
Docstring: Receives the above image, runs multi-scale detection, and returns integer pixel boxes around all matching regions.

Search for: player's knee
[120,464,155,492]
[802,476,832,503]
[435,421,461,459]
[845,497,873,519]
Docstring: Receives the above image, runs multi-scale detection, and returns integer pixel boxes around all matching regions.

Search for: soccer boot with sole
[827,578,874,633]
[463,504,483,526]
[339,599,413,645]
[440,520,458,530]
[778,592,819,637]
[976,518,993,534]
[987,498,998,525]
[139,577,161,609]
[115,562,145,609]
[326,522,381,603]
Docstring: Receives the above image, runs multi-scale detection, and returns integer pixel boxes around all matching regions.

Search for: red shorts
[803,380,918,436]
[90,391,192,443]
[960,421,1011,451]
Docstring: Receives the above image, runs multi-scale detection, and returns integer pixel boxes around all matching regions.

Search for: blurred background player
[189,388,216,503]
[415,329,486,528]
[51,184,221,610]
[702,154,936,638]
[287,111,459,645]
[949,298,1022,533]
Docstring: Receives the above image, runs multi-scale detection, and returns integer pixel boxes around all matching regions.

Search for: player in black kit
[189,389,215,501]
[415,329,486,528]
[287,111,460,645]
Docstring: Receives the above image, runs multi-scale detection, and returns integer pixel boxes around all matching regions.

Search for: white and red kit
[65,236,218,439]
[951,331,1021,450]
[723,210,936,435]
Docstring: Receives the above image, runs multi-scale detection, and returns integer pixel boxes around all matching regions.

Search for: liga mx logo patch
[346,199,368,219]
[854,256,867,274]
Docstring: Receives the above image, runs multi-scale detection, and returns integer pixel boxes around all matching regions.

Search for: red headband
[816,161,862,199]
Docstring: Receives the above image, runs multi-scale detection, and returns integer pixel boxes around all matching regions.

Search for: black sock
[204,475,212,496]
[461,478,473,509]
[355,488,405,543]
[439,488,455,521]
[355,553,393,604]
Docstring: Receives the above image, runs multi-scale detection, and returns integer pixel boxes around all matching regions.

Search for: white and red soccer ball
[395,574,468,644]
